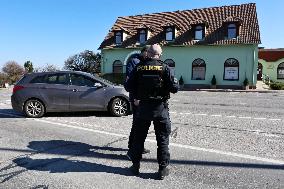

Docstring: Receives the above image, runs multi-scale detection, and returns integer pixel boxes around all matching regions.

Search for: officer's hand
[134,99,140,106]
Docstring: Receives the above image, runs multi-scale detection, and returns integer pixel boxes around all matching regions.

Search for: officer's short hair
[141,45,150,53]
[148,44,162,58]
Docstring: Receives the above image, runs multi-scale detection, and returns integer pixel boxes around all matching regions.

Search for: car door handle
[72,89,78,92]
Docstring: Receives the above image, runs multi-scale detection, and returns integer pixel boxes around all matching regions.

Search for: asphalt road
[0,88,283,189]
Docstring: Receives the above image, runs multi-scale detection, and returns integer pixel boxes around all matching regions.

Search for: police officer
[124,46,150,155]
[126,44,178,180]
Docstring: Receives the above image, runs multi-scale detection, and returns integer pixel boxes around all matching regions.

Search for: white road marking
[226,116,236,118]
[171,100,179,102]
[254,118,267,120]
[239,117,252,119]
[194,114,207,116]
[32,118,284,165]
[1,112,284,165]
[172,112,282,122]
[269,119,282,121]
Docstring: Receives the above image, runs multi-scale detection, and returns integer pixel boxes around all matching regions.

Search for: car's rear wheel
[24,99,45,118]
[109,97,129,117]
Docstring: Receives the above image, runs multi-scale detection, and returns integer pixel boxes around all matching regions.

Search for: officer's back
[127,44,178,180]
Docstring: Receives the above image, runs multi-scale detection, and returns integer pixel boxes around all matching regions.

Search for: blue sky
[0,0,283,69]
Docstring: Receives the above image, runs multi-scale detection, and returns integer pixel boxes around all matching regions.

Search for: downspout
[252,45,258,87]
[101,50,105,74]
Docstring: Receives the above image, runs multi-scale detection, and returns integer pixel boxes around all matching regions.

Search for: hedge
[270,82,284,90]
[100,73,126,85]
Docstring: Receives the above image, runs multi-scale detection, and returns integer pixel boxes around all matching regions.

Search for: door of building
[257,63,263,80]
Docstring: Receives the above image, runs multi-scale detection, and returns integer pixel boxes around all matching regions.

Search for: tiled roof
[259,49,284,62]
[99,3,261,49]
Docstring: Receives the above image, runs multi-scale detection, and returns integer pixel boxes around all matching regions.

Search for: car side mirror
[94,82,103,88]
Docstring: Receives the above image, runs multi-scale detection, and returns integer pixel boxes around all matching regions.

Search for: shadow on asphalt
[0,108,129,118]
[11,140,284,180]
[0,108,24,118]
[12,140,158,180]
[45,111,114,118]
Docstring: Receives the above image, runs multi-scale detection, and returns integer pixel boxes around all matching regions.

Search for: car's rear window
[17,75,27,85]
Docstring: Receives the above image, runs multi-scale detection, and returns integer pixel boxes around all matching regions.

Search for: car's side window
[70,74,97,87]
[46,73,68,85]
[30,75,47,83]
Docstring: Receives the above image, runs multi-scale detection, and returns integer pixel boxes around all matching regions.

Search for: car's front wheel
[109,97,129,117]
[24,99,45,118]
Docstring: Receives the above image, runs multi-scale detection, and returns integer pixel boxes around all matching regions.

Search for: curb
[180,89,283,93]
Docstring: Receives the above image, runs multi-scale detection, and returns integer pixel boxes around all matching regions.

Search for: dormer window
[115,31,122,45]
[223,19,241,40]
[194,25,205,40]
[227,23,237,39]
[139,29,147,44]
[165,27,174,41]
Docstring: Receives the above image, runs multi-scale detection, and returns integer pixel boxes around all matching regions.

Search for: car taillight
[13,85,24,94]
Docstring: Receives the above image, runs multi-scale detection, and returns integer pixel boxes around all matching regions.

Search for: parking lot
[0,88,284,188]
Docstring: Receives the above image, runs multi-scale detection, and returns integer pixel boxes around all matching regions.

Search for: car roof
[23,71,115,86]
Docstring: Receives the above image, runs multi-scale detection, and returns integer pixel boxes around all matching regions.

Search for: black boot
[130,163,140,175]
[157,166,169,180]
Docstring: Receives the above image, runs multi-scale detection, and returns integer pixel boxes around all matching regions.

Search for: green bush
[270,82,284,90]
[100,73,126,85]
[179,76,184,85]
[243,78,249,86]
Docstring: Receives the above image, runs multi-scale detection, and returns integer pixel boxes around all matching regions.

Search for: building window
[139,29,147,44]
[164,59,175,75]
[113,60,123,73]
[277,62,284,79]
[115,31,122,45]
[165,27,174,41]
[228,23,237,39]
[224,58,239,80]
[192,58,206,80]
[194,25,204,40]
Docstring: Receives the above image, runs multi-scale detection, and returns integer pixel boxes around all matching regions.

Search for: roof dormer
[223,17,242,39]
[162,23,180,42]
[112,27,129,46]
[135,24,154,44]
[190,20,208,41]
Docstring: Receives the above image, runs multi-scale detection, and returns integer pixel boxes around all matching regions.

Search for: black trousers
[128,101,137,148]
[129,101,171,167]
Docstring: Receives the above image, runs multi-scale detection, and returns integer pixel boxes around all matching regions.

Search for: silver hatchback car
[11,71,130,118]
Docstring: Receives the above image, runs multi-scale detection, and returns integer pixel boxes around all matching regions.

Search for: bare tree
[41,64,60,72]
[34,63,60,72]
[2,61,25,84]
[64,50,101,74]
[0,72,8,87]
